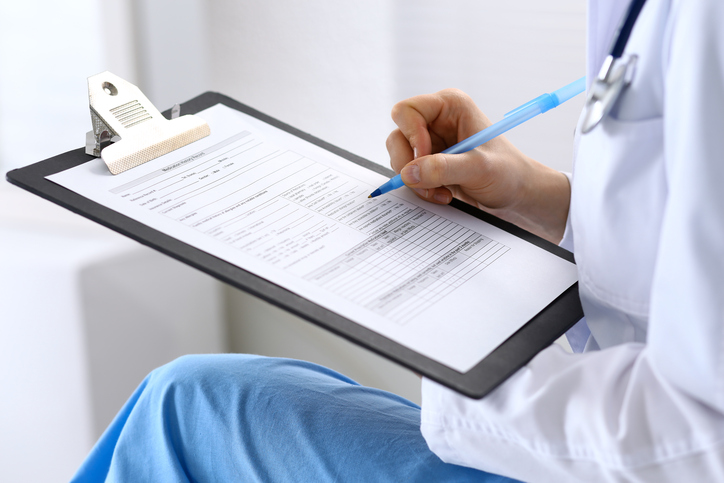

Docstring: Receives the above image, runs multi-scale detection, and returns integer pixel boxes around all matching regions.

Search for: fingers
[387,87,492,170]
[400,151,486,190]
[386,128,414,174]
[390,89,489,155]
[385,89,497,206]
[386,129,453,204]
[389,93,442,159]
[410,186,453,205]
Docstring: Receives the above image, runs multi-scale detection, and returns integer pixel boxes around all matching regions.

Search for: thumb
[400,152,478,189]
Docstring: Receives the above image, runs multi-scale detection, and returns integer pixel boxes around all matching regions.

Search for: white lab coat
[420,0,724,481]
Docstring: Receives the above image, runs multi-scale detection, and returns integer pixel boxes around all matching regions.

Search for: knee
[147,353,259,394]
[154,353,226,378]
[142,353,359,410]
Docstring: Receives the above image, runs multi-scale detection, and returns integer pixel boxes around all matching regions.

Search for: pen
[368,76,586,198]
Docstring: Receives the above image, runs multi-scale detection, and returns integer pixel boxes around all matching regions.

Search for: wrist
[491,158,570,244]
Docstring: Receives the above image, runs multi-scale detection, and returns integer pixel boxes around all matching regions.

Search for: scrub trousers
[71,354,516,482]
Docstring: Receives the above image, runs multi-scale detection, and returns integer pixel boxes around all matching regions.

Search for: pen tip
[367,195,372,198]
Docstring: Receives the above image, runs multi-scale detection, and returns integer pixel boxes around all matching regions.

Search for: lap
[72,354,514,482]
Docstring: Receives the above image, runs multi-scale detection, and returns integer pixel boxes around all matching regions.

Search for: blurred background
[0,1,585,480]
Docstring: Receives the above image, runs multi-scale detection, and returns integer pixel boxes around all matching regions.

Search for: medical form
[48,104,578,373]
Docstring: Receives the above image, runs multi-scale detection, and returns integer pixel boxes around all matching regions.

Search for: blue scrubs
[71,354,516,482]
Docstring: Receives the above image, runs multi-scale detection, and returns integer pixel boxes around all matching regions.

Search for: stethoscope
[581,0,647,133]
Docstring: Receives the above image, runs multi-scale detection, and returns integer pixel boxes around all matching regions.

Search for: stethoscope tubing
[610,0,648,58]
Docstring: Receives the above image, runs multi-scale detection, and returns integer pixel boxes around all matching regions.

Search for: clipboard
[6,89,583,399]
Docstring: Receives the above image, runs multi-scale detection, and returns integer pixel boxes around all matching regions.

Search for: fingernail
[413,147,418,159]
[434,192,450,203]
[413,188,428,198]
[401,164,420,184]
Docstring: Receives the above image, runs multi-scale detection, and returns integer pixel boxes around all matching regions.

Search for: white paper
[48,104,578,372]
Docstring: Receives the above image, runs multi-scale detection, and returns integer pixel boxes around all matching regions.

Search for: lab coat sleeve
[558,172,574,253]
[421,1,724,481]
[648,0,724,416]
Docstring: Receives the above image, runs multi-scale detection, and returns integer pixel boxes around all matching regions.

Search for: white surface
[49,104,577,372]
[0,184,225,482]
[0,226,99,482]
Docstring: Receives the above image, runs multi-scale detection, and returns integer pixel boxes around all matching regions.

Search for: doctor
[72,0,724,481]
[392,0,724,480]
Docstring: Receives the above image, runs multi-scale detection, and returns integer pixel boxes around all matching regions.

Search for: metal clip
[580,54,637,134]
[85,72,210,174]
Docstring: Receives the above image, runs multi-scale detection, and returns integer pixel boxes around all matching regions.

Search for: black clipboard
[6,92,583,399]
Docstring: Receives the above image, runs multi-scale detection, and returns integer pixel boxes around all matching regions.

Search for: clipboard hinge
[84,72,210,175]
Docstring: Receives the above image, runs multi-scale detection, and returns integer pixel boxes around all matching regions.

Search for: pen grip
[443,106,542,155]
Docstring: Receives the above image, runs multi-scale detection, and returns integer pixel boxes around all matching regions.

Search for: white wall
[0,0,143,174]
[0,0,105,173]
[202,1,586,173]
[392,0,586,172]
[205,1,397,167]
[130,0,211,110]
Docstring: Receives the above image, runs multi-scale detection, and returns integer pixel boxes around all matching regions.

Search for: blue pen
[368,77,586,198]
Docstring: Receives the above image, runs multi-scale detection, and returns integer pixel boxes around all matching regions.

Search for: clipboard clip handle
[85,71,210,175]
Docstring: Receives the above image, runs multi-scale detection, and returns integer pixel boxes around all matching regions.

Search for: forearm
[481,156,571,245]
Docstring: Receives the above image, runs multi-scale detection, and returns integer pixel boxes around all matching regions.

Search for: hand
[386,88,570,244]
